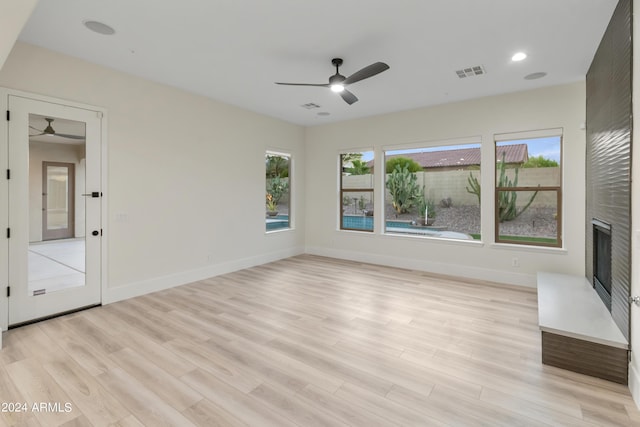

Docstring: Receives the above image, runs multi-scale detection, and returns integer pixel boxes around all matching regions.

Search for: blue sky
[359,136,561,162]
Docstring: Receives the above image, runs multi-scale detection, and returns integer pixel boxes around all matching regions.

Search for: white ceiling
[17,0,617,127]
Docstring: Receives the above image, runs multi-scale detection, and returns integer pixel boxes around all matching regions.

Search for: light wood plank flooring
[1,254,639,426]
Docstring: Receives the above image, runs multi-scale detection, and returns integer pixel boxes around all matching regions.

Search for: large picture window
[494,133,562,247]
[266,152,291,232]
[340,152,374,231]
[383,141,481,241]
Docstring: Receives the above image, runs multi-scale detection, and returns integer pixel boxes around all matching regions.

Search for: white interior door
[8,95,101,325]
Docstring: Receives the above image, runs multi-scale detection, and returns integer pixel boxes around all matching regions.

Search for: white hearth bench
[537,272,629,384]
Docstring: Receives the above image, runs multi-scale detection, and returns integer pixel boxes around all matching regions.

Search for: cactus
[385,164,422,214]
[496,152,538,222]
[466,172,481,205]
[466,153,538,222]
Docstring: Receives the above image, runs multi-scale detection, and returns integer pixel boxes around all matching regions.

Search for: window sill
[265,227,294,235]
[382,231,485,247]
[490,242,567,254]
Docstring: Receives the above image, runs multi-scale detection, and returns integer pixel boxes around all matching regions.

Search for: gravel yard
[384,203,557,238]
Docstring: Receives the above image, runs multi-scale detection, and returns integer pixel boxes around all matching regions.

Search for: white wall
[305,83,586,286]
[0,42,306,303]
[629,0,640,407]
[0,0,37,70]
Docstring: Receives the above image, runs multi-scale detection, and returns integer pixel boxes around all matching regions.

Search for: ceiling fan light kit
[276,58,389,105]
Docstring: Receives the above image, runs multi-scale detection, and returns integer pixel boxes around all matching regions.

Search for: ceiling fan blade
[29,132,46,137]
[29,125,44,132]
[340,89,358,105]
[53,133,85,140]
[343,62,389,86]
[275,82,329,87]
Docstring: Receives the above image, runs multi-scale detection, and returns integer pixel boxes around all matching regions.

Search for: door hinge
[5,110,9,121]
[6,286,10,298]
[6,228,10,238]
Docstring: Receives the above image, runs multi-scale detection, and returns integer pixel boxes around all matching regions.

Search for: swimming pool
[343,215,411,230]
[266,215,289,231]
[342,215,472,240]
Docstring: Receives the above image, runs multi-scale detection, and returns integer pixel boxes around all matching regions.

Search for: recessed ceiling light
[511,52,527,62]
[524,72,547,80]
[84,20,115,35]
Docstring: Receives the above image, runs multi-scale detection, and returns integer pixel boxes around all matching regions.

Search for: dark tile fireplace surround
[585,0,632,342]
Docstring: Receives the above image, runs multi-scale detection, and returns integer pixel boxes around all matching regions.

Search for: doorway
[42,161,76,241]
[6,94,103,326]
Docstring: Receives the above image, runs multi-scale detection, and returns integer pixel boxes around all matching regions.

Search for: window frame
[339,152,374,232]
[493,131,563,248]
[381,137,482,241]
[265,150,292,233]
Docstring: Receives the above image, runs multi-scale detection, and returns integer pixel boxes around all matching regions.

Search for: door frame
[42,161,76,241]
[0,88,108,334]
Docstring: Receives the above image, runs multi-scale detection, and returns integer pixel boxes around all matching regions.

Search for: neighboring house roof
[369,144,528,169]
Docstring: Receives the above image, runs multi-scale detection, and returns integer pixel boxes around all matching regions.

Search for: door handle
[92,230,100,236]
[82,192,101,198]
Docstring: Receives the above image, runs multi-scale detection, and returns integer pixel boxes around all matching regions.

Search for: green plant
[496,152,538,222]
[385,164,422,214]
[466,172,481,205]
[266,155,289,178]
[466,153,539,222]
[346,159,371,175]
[416,192,427,217]
[341,152,363,165]
[266,177,289,204]
[358,195,367,211]
[522,155,559,168]
[426,198,436,218]
[385,156,422,174]
[266,193,277,212]
[415,189,435,218]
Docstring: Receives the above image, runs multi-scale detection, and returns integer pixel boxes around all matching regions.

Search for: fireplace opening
[592,219,612,311]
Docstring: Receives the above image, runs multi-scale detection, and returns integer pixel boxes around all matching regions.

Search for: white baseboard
[103,246,304,304]
[305,246,536,287]
[630,362,640,410]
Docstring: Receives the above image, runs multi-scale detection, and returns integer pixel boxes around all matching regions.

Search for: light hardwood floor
[1,254,639,426]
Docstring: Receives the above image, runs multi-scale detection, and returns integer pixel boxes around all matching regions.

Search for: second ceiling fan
[275,58,389,105]
[30,118,85,140]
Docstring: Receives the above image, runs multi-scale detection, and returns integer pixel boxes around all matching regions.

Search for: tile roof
[372,144,528,169]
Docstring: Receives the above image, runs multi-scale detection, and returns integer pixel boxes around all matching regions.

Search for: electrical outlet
[511,257,519,267]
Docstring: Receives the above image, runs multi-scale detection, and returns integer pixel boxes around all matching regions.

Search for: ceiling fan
[29,118,84,140]
[275,58,390,105]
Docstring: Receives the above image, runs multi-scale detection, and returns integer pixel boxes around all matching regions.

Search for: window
[266,152,291,231]
[383,141,481,241]
[340,152,374,231]
[495,133,562,247]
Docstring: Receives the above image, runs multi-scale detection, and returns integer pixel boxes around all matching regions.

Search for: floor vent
[456,65,486,78]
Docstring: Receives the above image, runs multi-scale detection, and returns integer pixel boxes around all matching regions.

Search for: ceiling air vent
[301,103,321,109]
[456,65,486,79]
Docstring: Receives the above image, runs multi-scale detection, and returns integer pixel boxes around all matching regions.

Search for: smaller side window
[266,152,291,232]
[494,135,562,247]
[340,152,374,231]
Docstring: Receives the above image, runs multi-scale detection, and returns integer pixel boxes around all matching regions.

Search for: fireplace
[592,219,612,311]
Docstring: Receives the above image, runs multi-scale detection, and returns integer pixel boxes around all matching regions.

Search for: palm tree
[346,159,371,175]
[266,155,289,178]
